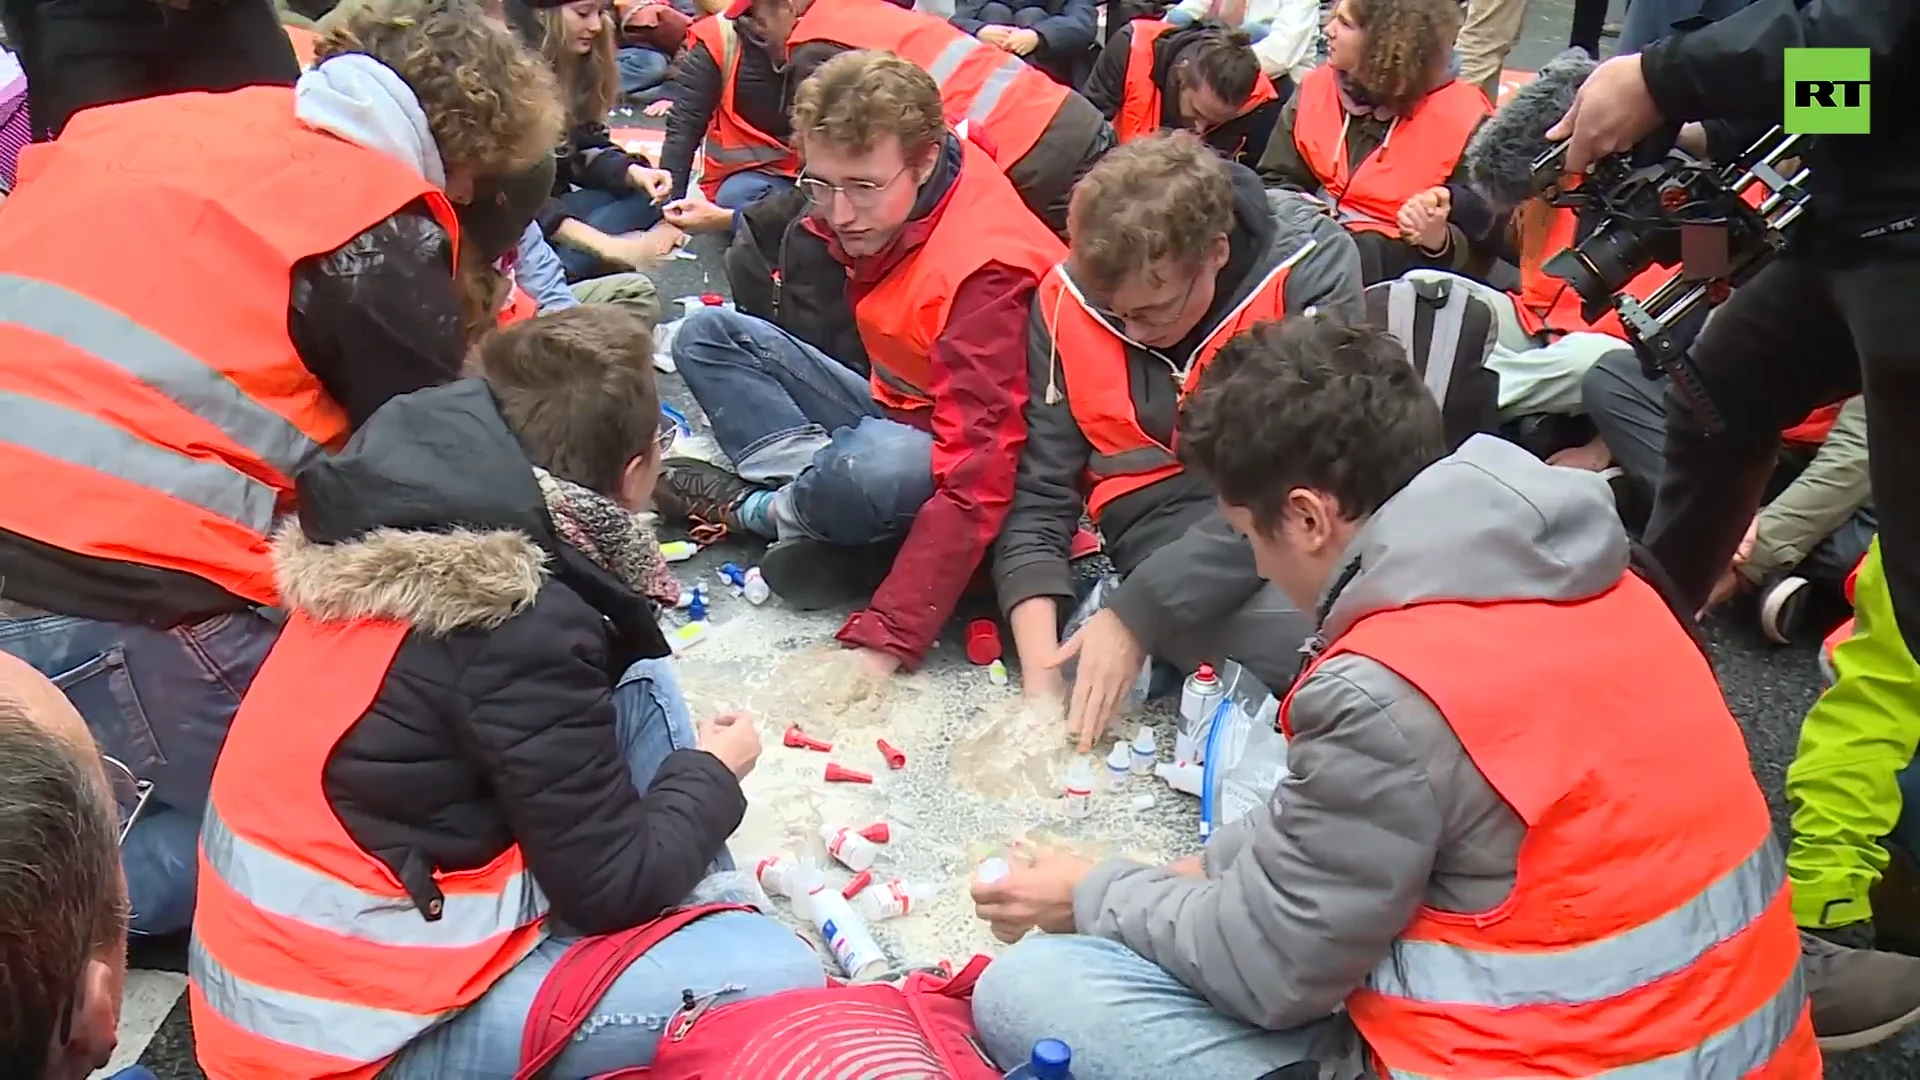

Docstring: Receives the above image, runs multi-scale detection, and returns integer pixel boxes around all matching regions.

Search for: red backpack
[513,904,1002,1080]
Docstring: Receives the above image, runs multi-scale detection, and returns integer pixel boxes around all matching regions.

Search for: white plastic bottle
[754,855,797,898]
[742,567,771,605]
[1063,756,1094,819]
[1131,726,1157,776]
[808,890,890,980]
[1105,741,1132,788]
[851,879,937,921]
[820,823,881,871]
[1155,759,1205,797]
[788,857,828,921]
[976,857,1010,884]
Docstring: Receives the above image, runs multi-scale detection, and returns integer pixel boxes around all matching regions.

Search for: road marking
[93,969,187,1078]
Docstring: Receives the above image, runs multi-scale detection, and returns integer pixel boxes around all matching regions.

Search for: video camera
[1528,127,1812,432]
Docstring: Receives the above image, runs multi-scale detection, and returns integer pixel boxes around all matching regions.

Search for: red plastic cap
[1195,663,1217,681]
[858,822,891,843]
[965,618,1002,665]
[700,293,726,306]
[876,738,907,770]
[825,763,873,784]
[842,869,874,899]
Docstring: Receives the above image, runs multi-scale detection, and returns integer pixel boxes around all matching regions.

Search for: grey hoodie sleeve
[994,303,1091,615]
[1073,654,1442,1030]
[1103,195,1364,645]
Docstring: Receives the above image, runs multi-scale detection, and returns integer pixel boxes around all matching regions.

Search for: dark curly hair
[1347,0,1463,114]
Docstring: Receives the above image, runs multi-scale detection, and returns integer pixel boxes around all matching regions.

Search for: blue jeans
[0,608,281,935]
[970,935,1344,1080]
[670,308,935,545]
[713,170,794,210]
[381,658,823,1079]
[616,46,670,103]
[555,186,666,281]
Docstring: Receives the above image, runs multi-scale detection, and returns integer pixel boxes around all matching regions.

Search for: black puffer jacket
[660,16,790,199]
[278,379,745,935]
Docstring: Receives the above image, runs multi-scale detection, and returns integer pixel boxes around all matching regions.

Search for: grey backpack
[1364,276,1501,450]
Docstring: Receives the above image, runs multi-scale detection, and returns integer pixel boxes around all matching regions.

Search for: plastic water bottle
[1003,1038,1075,1079]
[1178,663,1224,763]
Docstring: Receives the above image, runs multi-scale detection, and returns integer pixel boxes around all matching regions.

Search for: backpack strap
[1385,277,1473,410]
[514,902,756,1080]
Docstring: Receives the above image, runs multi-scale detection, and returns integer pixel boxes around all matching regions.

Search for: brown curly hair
[316,0,566,181]
[1346,0,1463,114]
[1066,131,1234,297]
[790,50,946,161]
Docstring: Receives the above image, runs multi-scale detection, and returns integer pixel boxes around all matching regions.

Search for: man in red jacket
[652,50,1061,678]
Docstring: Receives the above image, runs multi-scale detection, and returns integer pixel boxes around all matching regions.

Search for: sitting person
[0,653,129,1080]
[187,307,824,1080]
[611,0,691,105]
[948,0,1100,90]
[1085,20,1281,165]
[968,315,1920,1075]
[0,0,561,939]
[1582,348,1875,643]
[1256,0,1491,284]
[1162,0,1322,85]
[654,51,1062,680]
[996,131,1362,741]
[655,7,800,218]
[740,0,1115,232]
[510,0,684,280]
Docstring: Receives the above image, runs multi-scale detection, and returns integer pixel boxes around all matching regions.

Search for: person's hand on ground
[972,848,1094,943]
[629,165,674,202]
[1546,53,1663,175]
[848,646,901,680]
[697,712,762,778]
[1704,566,1749,615]
[1547,436,1613,472]
[1005,28,1041,55]
[1051,607,1146,753]
[644,98,674,117]
[663,197,736,235]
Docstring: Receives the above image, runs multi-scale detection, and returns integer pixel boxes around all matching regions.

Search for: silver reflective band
[0,274,328,480]
[702,140,790,165]
[1089,446,1177,478]
[1368,839,1785,1010]
[190,937,433,1064]
[0,390,279,532]
[923,36,977,87]
[201,806,549,949]
[921,36,1024,126]
[1386,966,1807,1080]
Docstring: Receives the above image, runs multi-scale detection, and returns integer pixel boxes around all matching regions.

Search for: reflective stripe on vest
[1291,66,1488,238]
[788,0,1065,167]
[848,137,1064,412]
[1289,574,1818,1076]
[694,16,799,198]
[191,615,548,1079]
[0,87,454,606]
[1045,242,1307,518]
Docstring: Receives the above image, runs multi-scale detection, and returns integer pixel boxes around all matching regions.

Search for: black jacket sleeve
[949,0,993,34]
[1640,0,1916,125]
[1083,22,1133,120]
[454,590,747,935]
[994,305,1092,614]
[568,120,643,193]
[664,40,723,200]
[289,206,465,431]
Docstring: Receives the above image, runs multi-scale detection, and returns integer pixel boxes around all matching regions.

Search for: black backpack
[1364,275,1502,450]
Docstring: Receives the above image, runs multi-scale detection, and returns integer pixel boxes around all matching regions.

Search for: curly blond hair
[1347,0,1463,113]
[1066,132,1234,297]
[317,0,565,181]
[790,50,946,161]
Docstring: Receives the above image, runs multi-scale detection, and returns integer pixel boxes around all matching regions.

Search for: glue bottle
[808,890,890,980]
[788,857,828,921]
[1003,1038,1075,1079]
[742,567,771,605]
[820,823,880,872]
[852,879,937,921]
[754,855,798,898]
[1105,740,1132,788]
[686,584,708,622]
[1063,756,1094,819]
[1131,725,1157,776]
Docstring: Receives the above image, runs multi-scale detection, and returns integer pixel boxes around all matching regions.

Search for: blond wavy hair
[317,0,566,180]
[538,5,621,127]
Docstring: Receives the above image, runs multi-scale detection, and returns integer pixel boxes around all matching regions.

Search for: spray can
[754,855,798,898]
[808,890,890,980]
[1178,664,1224,764]
[820,823,880,871]
[851,879,936,921]
[742,567,771,605]
[1105,741,1132,788]
[1063,756,1094,819]
[1130,726,1157,776]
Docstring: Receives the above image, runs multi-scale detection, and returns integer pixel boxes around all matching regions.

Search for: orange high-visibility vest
[789,0,1070,170]
[499,285,540,327]
[191,615,549,1079]
[1283,573,1820,1077]
[1292,64,1489,237]
[1043,243,1307,518]
[0,88,458,607]
[1115,19,1277,144]
[851,137,1063,412]
[286,24,320,68]
[1515,204,1677,339]
[691,16,800,199]
[1782,401,1843,445]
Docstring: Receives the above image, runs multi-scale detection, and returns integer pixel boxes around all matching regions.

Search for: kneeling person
[658,51,1063,678]
[971,318,1820,1076]
[188,308,823,1080]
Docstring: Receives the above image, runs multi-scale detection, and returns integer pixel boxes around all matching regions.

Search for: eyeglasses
[796,164,913,212]
[101,754,155,848]
[1094,274,1202,333]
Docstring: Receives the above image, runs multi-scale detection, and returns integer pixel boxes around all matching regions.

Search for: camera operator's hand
[1546,54,1665,175]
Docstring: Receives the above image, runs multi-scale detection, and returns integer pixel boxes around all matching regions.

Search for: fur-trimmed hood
[273,523,549,635]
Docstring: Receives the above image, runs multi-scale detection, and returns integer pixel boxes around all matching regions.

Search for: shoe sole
[760,540,899,611]
[1818,999,1920,1052]
[1760,576,1810,646]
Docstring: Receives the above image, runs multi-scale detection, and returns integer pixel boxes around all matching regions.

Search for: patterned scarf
[533,467,683,608]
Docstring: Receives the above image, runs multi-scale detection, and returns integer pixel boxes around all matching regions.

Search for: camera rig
[1526,127,1813,432]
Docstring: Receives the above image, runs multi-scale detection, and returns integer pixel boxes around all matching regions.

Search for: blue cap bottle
[1007,1038,1072,1080]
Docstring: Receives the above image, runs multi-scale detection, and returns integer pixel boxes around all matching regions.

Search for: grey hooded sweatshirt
[1072,435,1632,1035]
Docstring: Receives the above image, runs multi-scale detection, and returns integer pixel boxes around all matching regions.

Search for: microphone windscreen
[1464,50,1596,211]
